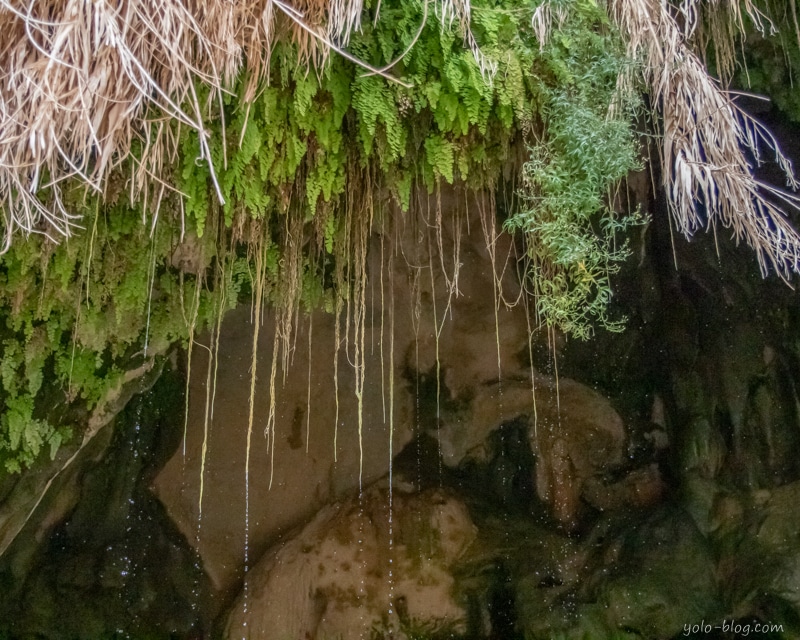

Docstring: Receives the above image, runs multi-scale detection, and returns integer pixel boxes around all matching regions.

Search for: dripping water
[116,401,142,632]
[386,226,397,631]
[357,495,367,638]
[241,460,250,639]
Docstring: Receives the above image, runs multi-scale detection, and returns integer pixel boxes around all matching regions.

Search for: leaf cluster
[505,0,644,339]
[0,196,245,472]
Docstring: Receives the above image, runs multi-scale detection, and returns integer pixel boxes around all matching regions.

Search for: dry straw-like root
[2,0,800,284]
[0,0,400,246]
[0,0,243,248]
[608,0,800,279]
[0,0,496,250]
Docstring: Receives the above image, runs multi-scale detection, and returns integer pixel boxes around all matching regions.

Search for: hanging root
[183,273,203,459]
[198,328,214,524]
[379,223,387,424]
[477,189,504,380]
[386,213,397,617]
[426,216,443,482]
[306,314,313,454]
[352,167,373,493]
[264,208,307,487]
[524,289,538,447]
[243,223,267,606]
[198,239,229,524]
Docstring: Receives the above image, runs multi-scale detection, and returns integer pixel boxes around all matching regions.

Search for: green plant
[505,0,644,339]
[0,0,645,471]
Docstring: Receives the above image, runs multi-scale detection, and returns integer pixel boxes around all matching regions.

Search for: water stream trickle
[357,495,366,638]
[241,462,250,639]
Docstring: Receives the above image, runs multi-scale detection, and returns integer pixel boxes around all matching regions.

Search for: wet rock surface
[0,370,213,639]
[152,304,418,601]
[225,485,477,640]
[152,192,534,602]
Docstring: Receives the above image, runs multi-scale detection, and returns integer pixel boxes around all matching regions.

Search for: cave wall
[2,121,800,638]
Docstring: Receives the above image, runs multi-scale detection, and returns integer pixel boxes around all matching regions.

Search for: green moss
[0,196,241,473]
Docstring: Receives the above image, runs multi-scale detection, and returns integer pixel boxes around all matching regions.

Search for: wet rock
[153,191,534,602]
[583,463,666,512]
[599,506,721,637]
[437,374,646,528]
[470,515,586,639]
[152,305,417,601]
[0,354,166,561]
[712,482,800,616]
[224,486,477,640]
[0,371,211,639]
[530,378,626,527]
[516,505,722,639]
[434,381,537,467]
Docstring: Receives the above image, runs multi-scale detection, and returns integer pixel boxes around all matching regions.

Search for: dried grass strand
[610,0,800,280]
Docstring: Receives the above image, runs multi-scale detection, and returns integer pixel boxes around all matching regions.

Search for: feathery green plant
[505,0,643,339]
